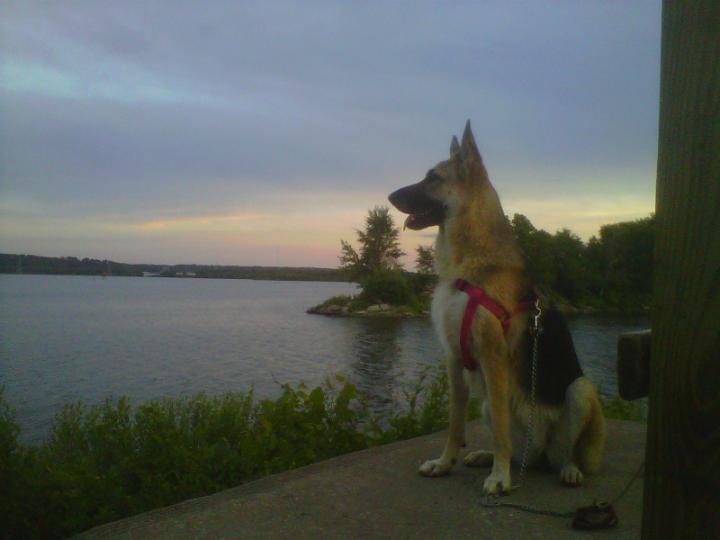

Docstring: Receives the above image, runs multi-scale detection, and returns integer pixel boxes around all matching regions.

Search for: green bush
[359,270,416,305]
[601,396,647,421]
[2,367,645,538]
[408,270,437,297]
[0,369,453,539]
[315,295,353,309]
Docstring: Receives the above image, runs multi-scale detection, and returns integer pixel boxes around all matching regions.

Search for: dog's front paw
[560,464,584,486]
[419,458,453,477]
[463,450,493,468]
[483,471,511,495]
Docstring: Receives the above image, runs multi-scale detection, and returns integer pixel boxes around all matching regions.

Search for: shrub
[359,270,415,305]
[1,370,647,538]
[601,396,647,421]
[315,295,353,309]
[0,369,453,539]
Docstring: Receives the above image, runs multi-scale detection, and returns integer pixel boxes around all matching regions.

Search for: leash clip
[531,298,542,335]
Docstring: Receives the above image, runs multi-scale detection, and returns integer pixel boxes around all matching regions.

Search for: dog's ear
[449,136,460,158]
[460,120,481,164]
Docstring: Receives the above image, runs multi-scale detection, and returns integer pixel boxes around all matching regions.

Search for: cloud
[0,1,661,265]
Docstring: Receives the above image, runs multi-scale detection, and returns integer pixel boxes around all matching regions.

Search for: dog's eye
[425,171,442,184]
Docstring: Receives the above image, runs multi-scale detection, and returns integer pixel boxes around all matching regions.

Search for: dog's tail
[576,391,606,474]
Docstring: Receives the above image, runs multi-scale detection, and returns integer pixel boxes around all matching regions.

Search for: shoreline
[307,299,650,319]
[306,302,427,318]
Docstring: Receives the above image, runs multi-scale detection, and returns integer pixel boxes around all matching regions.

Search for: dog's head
[388,120,490,230]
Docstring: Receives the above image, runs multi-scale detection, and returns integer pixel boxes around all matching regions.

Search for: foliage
[0,254,145,277]
[336,208,436,309]
[511,213,655,310]
[601,396,647,422]
[314,295,353,309]
[359,270,415,305]
[0,254,348,282]
[413,245,438,295]
[415,245,435,275]
[339,206,405,279]
[192,266,347,282]
[1,362,647,539]
[591,218,655,307]
[0,369,456,539]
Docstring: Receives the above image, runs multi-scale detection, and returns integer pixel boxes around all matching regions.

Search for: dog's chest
[431,280,468,356]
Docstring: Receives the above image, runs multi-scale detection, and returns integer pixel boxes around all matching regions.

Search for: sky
[0,1,661,268]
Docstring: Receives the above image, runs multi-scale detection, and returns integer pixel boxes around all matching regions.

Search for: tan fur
[403,122,605,494]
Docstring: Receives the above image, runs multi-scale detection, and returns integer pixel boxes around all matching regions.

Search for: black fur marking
[523,307,583,406]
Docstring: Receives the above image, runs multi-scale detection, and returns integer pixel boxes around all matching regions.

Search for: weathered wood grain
[642,1,720,538]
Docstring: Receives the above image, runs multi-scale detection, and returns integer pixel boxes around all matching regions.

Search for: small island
[306,206,435,317]
[307,295,429,318]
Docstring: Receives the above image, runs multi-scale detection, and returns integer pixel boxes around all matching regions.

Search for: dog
[388,121,606,495]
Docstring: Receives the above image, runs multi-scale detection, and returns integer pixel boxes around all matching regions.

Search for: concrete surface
[78,420,646,539]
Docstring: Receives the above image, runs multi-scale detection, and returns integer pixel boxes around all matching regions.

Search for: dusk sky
[0,1,661,268]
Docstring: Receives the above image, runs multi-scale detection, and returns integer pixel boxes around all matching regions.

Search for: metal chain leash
[514,297,542,489]
[480,299,541,508]
[478,298,643,525]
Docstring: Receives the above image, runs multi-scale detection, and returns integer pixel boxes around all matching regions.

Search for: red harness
[454,279,536,371]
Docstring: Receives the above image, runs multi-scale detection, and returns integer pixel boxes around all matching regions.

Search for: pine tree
[415,245,435,275]
[339,206,404,279]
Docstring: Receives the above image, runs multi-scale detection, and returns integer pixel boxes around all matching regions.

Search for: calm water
[0,274,648,442]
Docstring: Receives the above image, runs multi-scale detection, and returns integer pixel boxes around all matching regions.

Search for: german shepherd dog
[388,121,606,495]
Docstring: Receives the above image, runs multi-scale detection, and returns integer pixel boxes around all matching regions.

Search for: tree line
[0,254,346,282]
[339,206,654,311]
[510,214,654,309]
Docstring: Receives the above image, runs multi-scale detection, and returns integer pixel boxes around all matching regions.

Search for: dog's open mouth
[404,209,443,230]
[389,183,445,230]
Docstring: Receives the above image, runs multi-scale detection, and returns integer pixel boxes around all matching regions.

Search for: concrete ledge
[78,420,646,539]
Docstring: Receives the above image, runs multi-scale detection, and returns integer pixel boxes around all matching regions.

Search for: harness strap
[455,278,535,371]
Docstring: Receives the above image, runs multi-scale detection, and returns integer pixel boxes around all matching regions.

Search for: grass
[0,369,643,539]
[600,395,647,422]
[314,294,353,309]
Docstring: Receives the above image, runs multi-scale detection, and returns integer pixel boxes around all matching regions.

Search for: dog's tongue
[404,215,413,230]
[404,214,421,230]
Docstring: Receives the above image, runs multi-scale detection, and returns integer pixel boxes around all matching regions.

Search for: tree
[510,212,654,308]
[339,206,405,279]
[511,214,555,291]
[550,228,587,303]
[597,216,655,306]
[415,245,435,275]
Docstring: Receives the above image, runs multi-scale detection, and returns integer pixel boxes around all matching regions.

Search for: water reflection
[1,274,649,442]
[567,313,650,397]
[346,317,404,413]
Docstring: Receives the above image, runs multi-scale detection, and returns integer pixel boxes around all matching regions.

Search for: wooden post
[642,1,720,538]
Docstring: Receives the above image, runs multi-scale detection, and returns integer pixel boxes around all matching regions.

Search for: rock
[366,305,382,313]
[378,304,391,311]
[325,304,343,314]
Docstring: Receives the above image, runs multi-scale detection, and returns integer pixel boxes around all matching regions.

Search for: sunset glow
[0,1,660,268]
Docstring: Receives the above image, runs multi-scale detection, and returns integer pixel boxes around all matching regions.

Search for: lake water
[0,274,649,442]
